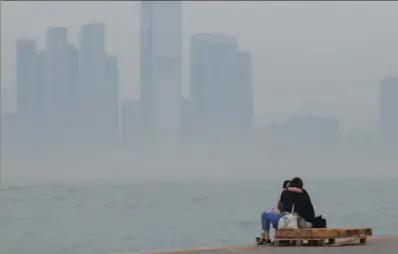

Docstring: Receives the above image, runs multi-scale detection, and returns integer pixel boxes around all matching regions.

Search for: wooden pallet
[274,228,372,246]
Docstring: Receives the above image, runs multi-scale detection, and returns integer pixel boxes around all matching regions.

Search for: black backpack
[312,215,327,228]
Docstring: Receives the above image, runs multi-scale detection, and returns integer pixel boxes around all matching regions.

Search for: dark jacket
[279,188,316,223]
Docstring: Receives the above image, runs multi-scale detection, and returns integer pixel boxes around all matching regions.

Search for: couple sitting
[260,177,315,245]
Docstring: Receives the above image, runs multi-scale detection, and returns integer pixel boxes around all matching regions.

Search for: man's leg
[261,212,280,240]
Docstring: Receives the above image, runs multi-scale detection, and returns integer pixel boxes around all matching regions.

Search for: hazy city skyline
[2,1,398,134]
[1,1,398,185]
[1,5,397,254]
[2,16,255,147]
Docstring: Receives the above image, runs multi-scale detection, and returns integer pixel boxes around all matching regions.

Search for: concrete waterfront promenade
[126,236,398,254]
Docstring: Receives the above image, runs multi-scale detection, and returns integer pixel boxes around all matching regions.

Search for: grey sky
[1,1,398,134]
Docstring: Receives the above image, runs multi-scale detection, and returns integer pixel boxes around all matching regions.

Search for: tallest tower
[140,1,182,140]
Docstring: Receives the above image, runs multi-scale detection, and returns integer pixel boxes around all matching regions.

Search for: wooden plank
[275,228,372,239]
[274,237,367,247]
[329,236,367,247]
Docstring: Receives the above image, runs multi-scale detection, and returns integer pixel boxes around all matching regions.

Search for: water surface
[0,178,396,254]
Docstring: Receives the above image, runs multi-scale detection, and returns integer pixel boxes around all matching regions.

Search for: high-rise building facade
[66,44,80,141]
[140,1,182,139]
[16,39,39,122]
[79,23,119,144]
[12,24,120,151]
[190,34,252,138]
[190,34,238,135]
[380,77,398,144]
[46,27,69,143]
[104,55,120,143]
[79,23,105,142]
[16,39,47,147]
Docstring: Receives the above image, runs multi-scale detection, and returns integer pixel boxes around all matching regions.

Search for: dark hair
[290,177,303,188]
[283,180,290,189]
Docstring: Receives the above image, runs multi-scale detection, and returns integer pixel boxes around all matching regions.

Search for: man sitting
[279,177,315,229]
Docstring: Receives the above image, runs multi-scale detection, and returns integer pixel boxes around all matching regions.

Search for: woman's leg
[261,212,280,240]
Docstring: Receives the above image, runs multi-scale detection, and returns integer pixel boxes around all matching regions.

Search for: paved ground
[127,237,398,254]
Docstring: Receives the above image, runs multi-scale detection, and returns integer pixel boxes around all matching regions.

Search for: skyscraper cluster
[3,2,253,152]
[8,23,119,150]
[2,1,397,154]
[122,2,253,144]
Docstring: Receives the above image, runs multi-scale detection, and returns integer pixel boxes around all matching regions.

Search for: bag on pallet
[312,215,327,228]
[277,204,298,229]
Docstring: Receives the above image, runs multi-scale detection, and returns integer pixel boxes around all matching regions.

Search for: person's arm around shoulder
[287,187,303,193]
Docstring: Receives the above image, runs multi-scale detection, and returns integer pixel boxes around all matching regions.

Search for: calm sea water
[0,178,396,254]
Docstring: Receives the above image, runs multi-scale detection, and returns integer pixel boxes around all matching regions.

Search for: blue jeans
[261,211,280,232]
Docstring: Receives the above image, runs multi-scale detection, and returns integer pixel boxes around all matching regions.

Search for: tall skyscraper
[190,34,238,135]
[379,77,398,144]
[46,27,69,144]
[37,50,50,146]
[190,34,252,138]
[78,23,119,145]
[16,39,39,122]
[140,1,182,139]
[78,23,107,144]
[104,55,120,143]
[66,44,80,141]
[16,39,47,147]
